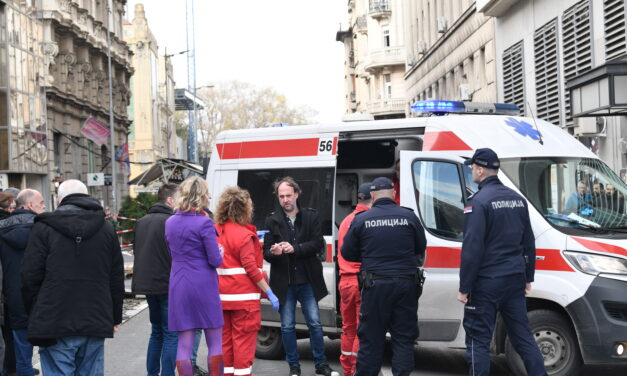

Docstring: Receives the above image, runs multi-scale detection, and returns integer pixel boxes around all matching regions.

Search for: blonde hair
[176,177,210,213]
[215,186,253,225]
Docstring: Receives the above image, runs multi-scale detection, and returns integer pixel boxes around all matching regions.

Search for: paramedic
[341,177,426,376]
[457,148,546,376]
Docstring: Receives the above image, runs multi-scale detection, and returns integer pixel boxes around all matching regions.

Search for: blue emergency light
[410,100,520,116]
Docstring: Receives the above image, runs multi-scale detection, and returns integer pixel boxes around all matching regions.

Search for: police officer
[341,177,426,376]
[458,148,546,376]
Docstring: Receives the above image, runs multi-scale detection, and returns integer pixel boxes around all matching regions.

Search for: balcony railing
[368,98,406,115]
[354,15,368,33]
[363,46,405,72]
[369,0,391,19]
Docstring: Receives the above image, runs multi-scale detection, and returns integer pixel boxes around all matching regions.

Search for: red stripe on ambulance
[216,138,332,159]
[571,237,627,257]
[422,131,472,151]
[423,247,573,271]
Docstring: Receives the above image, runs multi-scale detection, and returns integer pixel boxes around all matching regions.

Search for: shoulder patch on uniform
[464,206,473,214]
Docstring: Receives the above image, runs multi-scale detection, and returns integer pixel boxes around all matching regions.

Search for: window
[562,0,592,127]
[412,160,466,240]
[604,0,626,61]
[534,18,561,125]
[384,74,392,98]
[502,41,525,115]
[383,29,390,47]
[237,168,335,235]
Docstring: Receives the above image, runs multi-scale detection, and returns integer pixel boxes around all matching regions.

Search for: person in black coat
[262,177,337,376]
[0,189,46,376]
[131,183,179,376]
[21,180,124,376]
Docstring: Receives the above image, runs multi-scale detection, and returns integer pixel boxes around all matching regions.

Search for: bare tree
[195,81,317,157]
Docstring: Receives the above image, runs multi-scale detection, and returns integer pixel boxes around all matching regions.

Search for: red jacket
[338,204,369,275]
[216,221,265,310]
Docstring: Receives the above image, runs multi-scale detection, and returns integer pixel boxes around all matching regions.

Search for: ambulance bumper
[566,276,627,364]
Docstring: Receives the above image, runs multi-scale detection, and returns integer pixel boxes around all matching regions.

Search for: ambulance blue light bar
[410,100,520,115]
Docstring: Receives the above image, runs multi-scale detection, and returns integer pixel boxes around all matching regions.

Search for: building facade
[404,0,497,112]
[0,1,49,196]
[124,3,177,196]
[337,0,407,119]
[40,0,133,210]
[481,0,627,173]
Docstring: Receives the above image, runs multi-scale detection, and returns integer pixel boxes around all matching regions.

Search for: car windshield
[499,157,627,232]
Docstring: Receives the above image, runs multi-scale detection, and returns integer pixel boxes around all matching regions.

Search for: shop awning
[127,158,204,186]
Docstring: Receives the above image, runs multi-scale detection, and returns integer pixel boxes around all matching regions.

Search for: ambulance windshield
[500,157,627,232]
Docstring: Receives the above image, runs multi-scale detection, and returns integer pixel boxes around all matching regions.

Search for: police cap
[370,177,394,191]
[464,148,500,169]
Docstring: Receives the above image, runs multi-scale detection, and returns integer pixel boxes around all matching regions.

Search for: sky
[125,0,347,123]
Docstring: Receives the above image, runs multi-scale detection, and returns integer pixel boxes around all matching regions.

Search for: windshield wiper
[544,214,602,231]
[601,226,627,233]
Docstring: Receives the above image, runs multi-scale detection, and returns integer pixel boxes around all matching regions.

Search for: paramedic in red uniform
[215,187,280,376]
[337,183,372,376]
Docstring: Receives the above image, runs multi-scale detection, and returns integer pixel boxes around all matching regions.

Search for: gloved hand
[264,288,280,311]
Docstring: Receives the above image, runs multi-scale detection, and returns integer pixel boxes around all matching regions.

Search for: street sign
[0,173,7,190]
[87,173,105,186]
[104,173,112,186]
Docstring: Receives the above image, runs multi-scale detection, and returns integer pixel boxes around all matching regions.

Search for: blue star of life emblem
[505,117,542,141]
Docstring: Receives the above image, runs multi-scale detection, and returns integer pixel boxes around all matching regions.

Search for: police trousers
[355,278,418,376]
[463,274,546,376]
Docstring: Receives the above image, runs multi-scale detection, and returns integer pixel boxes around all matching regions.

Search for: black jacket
[0,209,10,220]
[131,203,173,295]
[21,194,124,346]
[262,205,327,304]
[0,209,36,329]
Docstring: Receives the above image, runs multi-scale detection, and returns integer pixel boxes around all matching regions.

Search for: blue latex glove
[265,289,280,311]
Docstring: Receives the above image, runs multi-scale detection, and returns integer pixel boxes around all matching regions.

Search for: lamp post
[106,0,117,213]
[164,48,188,158]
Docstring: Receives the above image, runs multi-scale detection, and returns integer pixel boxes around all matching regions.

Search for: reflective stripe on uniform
[234,367,252,375]
[341,350,358,356]
[224,366,235,374]
[220,293,261,301]
[217,267,263,275]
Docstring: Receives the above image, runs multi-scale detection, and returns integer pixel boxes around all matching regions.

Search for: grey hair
[58,179,88,203]
[16,189,40,208]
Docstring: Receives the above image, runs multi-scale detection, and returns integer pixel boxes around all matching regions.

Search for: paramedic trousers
[355,278,418,376]
[339,274,360,376]
[463,274,547,376]
[222,308,261,376]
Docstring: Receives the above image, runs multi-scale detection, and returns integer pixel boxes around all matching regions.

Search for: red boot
[176,359,194,376]
[208,355,224,376]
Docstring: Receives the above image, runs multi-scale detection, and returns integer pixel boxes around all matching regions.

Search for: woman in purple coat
[165,177,224,376]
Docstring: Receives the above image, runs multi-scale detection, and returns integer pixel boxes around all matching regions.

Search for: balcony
[353,15,368,34]
[368,98,406,116]
[369,0,391,20]
[363,46,405,72]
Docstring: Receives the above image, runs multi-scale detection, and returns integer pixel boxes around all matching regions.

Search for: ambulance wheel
[505,309,582,376]
[256,326,285,360]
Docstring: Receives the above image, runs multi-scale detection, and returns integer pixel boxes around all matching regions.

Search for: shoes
[288,363,301,376]
[193,364,209,376]
[315,363,340,376]
[34,369,40,376]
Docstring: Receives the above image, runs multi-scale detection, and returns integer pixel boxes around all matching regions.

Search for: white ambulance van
[206,101,627,375]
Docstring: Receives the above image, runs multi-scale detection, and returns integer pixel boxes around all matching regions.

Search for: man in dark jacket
[21,180,124,376]
[0,189,46,376]
[262,177,337,376]
[132,183,178,376]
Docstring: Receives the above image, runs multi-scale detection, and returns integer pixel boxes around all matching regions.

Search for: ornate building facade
[41,0,132,209]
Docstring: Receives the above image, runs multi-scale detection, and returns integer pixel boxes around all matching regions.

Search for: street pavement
[105,305,627,376]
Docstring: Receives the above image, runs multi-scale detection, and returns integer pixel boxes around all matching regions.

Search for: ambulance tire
[505,309,582,376]
[256,326,285,360]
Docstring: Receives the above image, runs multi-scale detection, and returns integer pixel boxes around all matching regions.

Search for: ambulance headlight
[563,251,627,276]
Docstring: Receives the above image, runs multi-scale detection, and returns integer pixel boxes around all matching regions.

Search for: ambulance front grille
[603,302,627,321]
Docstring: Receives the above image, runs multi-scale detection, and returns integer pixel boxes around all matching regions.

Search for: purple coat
[165,211,223,331]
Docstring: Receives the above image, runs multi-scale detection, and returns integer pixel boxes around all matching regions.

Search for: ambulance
[206,100,627,375]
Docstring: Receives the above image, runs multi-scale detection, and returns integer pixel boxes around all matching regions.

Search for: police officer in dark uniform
[341,177,426,376]
[458,148,546,376]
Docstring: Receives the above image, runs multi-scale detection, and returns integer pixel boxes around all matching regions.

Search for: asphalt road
[104,305,627,375]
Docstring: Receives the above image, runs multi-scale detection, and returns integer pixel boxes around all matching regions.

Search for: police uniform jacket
[262,205,328,305]
[341,197,426,276]
[459,175,535,294]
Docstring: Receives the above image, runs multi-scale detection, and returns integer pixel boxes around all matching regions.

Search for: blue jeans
[191,329,202,366]
[39,336,104,376]
[12,329,34,376]
[279,283,327,367]
[146,294,178,376]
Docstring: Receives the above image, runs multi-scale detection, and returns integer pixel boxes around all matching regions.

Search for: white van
[206,101,627,375]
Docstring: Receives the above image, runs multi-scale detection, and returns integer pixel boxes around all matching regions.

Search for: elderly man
[21,180,124,376]
[0,189,46,376]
